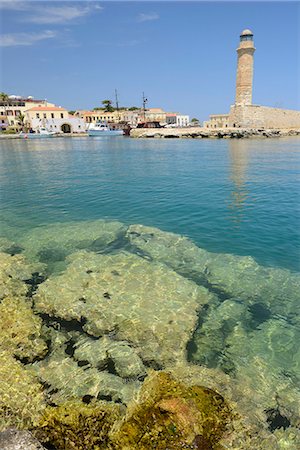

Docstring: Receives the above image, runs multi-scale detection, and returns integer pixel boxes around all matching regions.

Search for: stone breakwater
[130,127,300,139]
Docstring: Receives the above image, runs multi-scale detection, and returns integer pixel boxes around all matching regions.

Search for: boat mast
[142,92,148,122]
[115,89,120,122]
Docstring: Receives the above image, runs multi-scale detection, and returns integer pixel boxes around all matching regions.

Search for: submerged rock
[0,296,47,361]
[34,250,212,367]
[19,219,127,274]
[35,400,122,450]
[0,252,42,300]
[74,335,147,379]
[0,351,46,432]
[31,353,140,405]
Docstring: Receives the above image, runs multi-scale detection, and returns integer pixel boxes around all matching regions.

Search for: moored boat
[88,121,124,137]
[19,127,56,139]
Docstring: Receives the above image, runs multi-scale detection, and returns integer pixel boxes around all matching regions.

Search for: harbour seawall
[130,127,300,139]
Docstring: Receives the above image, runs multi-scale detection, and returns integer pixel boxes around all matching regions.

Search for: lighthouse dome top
[240,29,254,42]
[241,29,253,36]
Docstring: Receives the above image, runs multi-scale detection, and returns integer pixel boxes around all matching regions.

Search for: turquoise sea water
[0,136,299,271]
[0,136,300,446]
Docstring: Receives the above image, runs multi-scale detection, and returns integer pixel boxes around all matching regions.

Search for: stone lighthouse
[235,29,255,106]
[206,28,300,129]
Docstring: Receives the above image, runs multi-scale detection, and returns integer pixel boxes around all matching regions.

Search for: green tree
[0,93,9,131]
[0,92,9,102]
[191,118,199,123]
[68,110,76,115]
[16,113,26,131]
[128,106,139,111]
[101,100,114,112]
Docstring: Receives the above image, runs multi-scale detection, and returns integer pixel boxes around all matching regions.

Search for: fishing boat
[88,121,124,137]
[19,127,56,139]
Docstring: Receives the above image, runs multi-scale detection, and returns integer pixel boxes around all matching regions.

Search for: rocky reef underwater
[0,219,299,449]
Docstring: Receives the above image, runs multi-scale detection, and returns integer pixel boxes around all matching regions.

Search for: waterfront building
[0,96,55,129]
[75,107,190,128]
[176,114,190,127]
[166,113,177,126]
[203,114,229,129]
[144,108,167,124]
[25,106,85,133]
[205,29,300,129]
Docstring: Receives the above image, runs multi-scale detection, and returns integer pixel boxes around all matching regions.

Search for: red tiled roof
[26,106,67,112]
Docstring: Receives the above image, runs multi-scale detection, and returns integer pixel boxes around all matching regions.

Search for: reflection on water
[228,140,249,225]
[0,137,299,271]
[0,137,299,446]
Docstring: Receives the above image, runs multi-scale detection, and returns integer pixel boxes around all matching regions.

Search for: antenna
[142,92,148,121]
[115,89,119,111]
[115,89,120,122]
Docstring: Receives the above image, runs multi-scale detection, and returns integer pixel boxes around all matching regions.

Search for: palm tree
[16,113,26,132]
[0,92,9,130]
[0,92,9,102]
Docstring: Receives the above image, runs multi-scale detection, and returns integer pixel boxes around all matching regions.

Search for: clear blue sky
[0,1,299,120]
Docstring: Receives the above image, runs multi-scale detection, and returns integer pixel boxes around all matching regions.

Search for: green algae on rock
[0,351,46,432]
[35,400,122,450]
[0,297,47,361]
[34,250,213,367]
[0,252,36,300]
[111,371,232,450]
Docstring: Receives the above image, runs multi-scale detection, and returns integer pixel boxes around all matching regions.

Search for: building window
[61,113,64,118]
[51,113,54,119]
[43,113,47,119]
[36,113,40,119]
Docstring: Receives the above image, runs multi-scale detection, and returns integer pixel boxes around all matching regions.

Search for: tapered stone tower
[235,29,255,106]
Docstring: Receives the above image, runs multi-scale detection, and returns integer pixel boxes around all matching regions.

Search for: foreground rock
[0,429,46,450]
[130,126,300,139]
[34,250,213,367]
[0,351,46,432]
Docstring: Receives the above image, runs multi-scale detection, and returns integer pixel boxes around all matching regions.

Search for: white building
[176,115,190,127]
[25,106,85,133]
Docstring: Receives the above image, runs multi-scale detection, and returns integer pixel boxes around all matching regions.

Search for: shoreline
[1,127,300,140]
[129,126,300,139]
[0,133,88,140]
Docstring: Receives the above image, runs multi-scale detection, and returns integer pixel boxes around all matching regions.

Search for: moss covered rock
[0,297,47,361]
[111,371,232,449]
[0,351,46,432]
[35,400,122,450]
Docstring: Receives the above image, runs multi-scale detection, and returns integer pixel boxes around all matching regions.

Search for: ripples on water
[0,137,299,271]
[0,136,299,447]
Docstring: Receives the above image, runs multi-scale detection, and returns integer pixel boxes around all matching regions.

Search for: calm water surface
[1,136,300,445]
[0,136,299,271]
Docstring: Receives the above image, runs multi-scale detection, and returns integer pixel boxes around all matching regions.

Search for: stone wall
[229,105,300,129]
